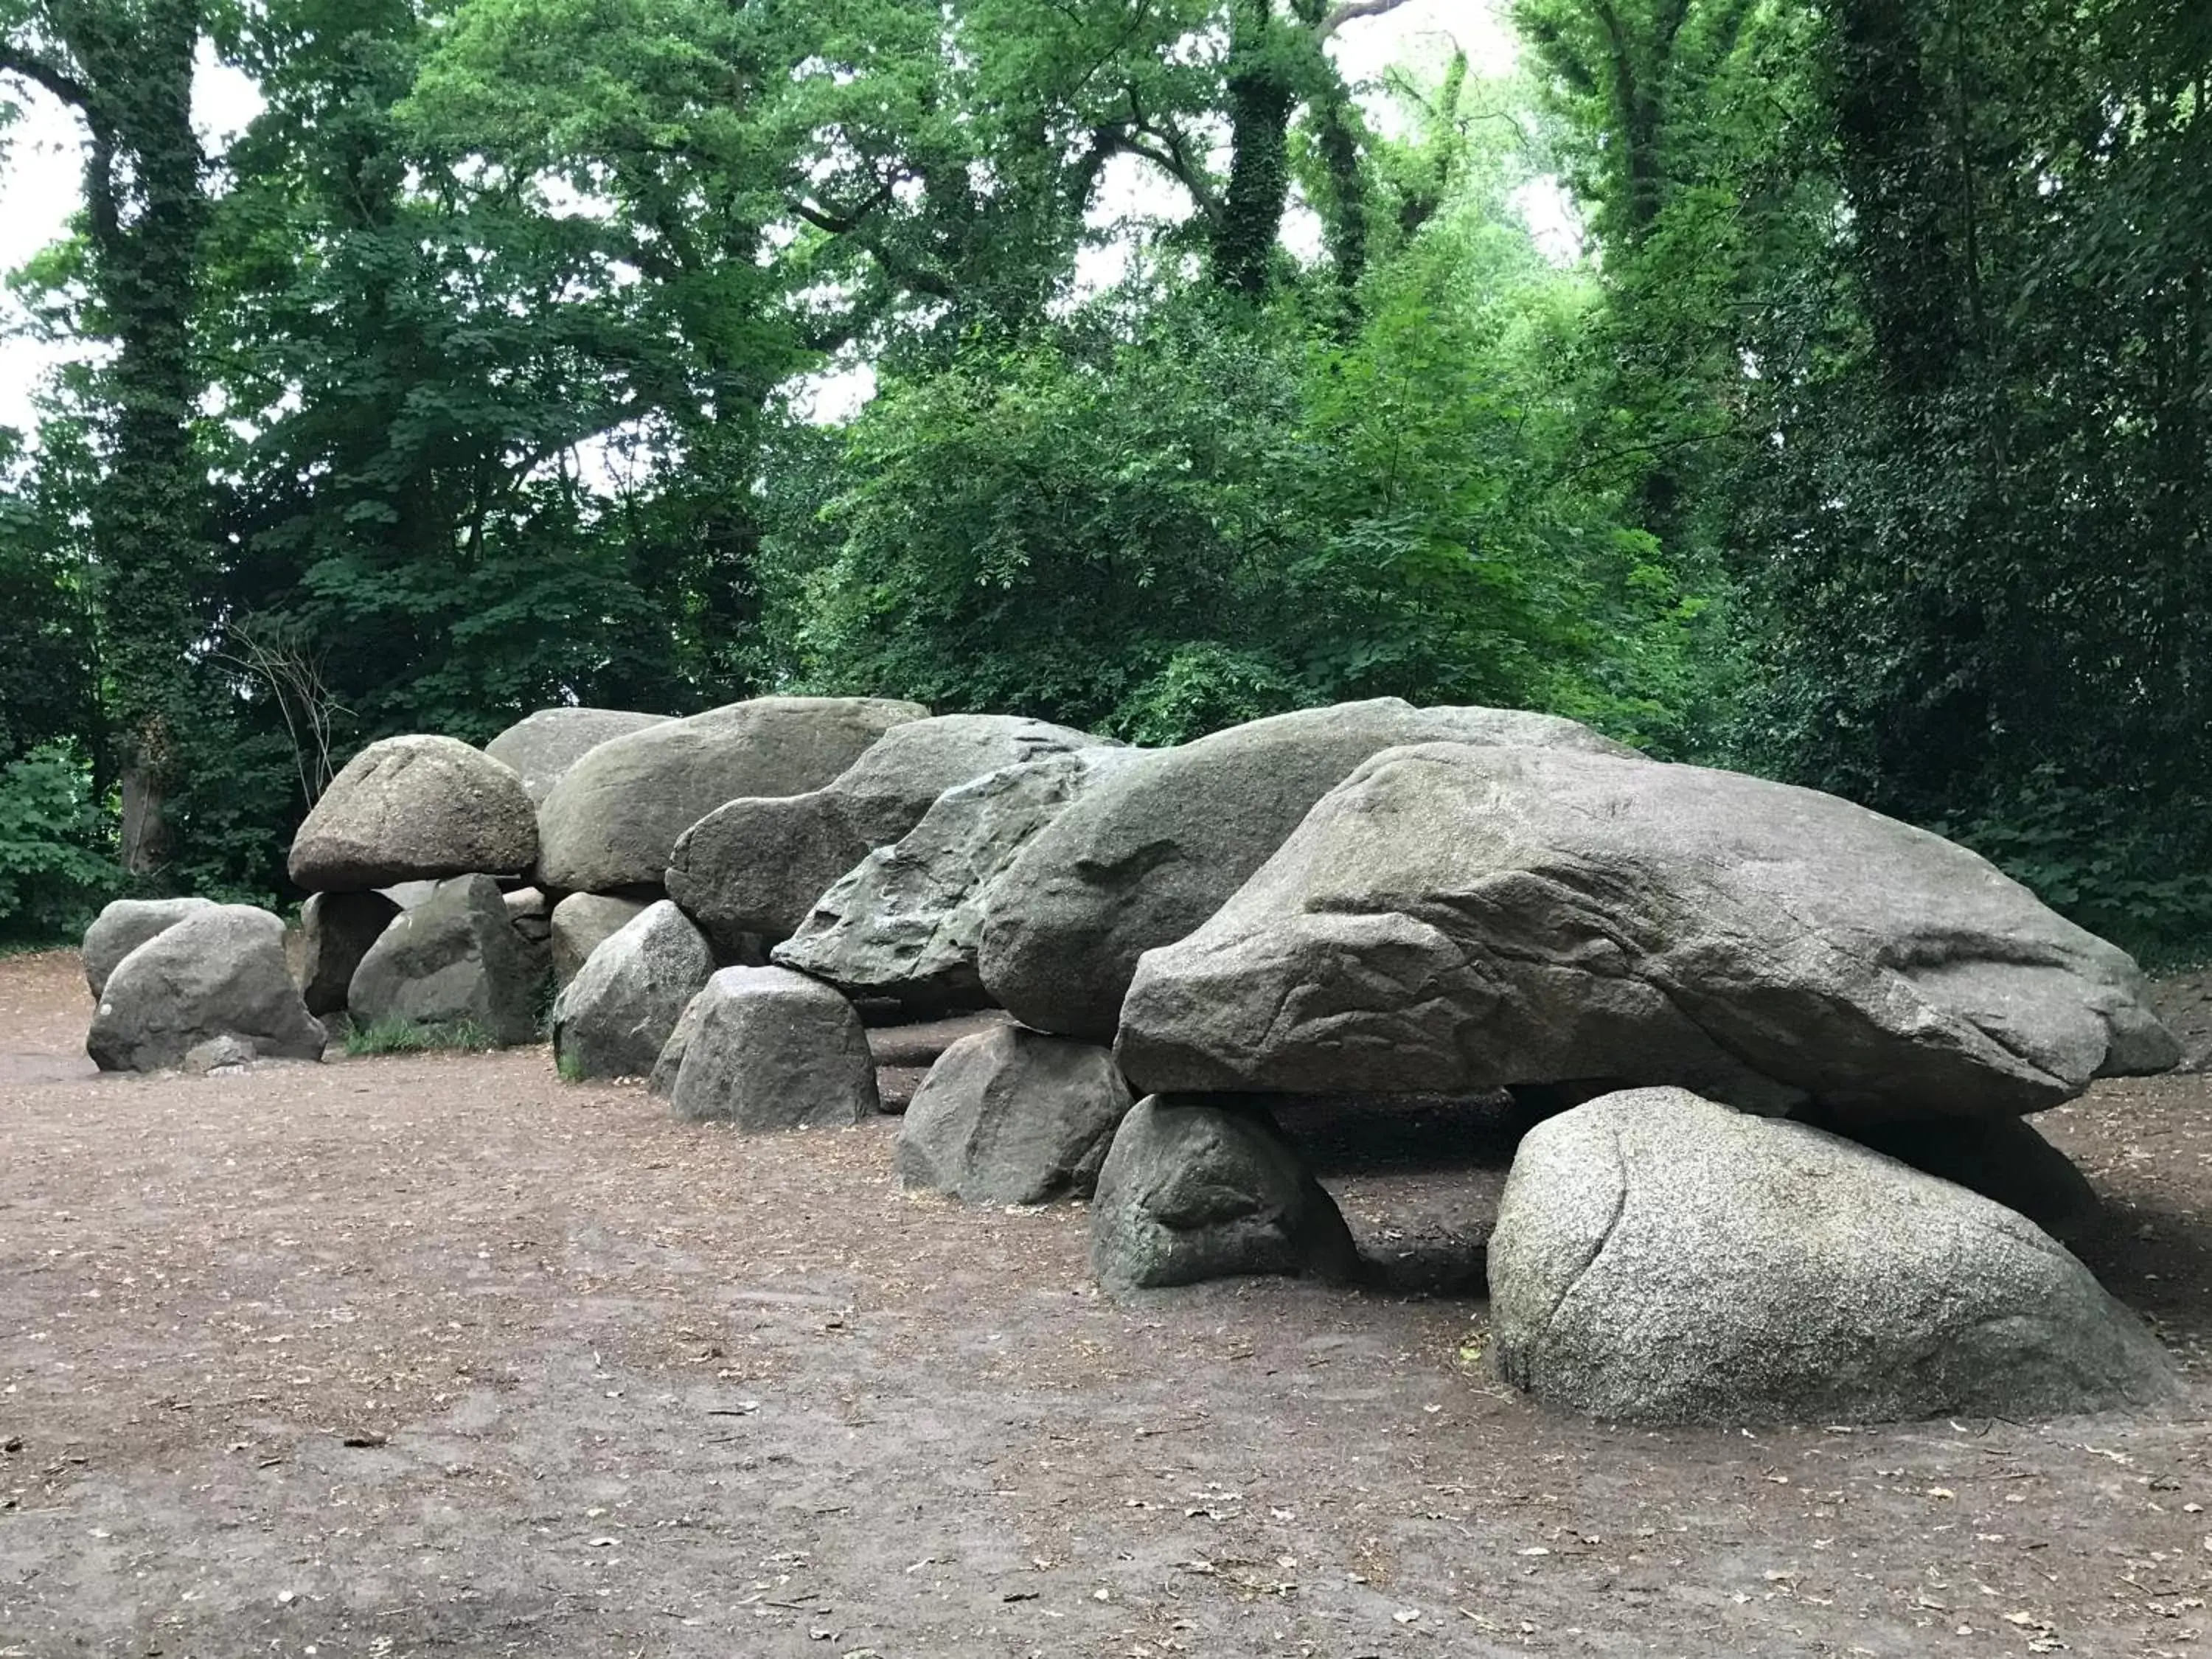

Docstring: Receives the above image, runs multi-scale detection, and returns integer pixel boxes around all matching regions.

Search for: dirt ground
[6,948,2212,1659]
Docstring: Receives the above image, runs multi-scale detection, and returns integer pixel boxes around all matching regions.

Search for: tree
[0,0,212,873]
[777,70,1697,748]
[212,0,689,741]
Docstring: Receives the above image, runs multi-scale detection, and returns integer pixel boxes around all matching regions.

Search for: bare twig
[212,618,352,807]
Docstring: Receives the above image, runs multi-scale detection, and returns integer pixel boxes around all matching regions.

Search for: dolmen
[90,692,2184,1427]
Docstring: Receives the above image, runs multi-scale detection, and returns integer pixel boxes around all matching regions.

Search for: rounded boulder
[669,714,1111,952]
[664,966,878,1131]
[978,699,1636,1042]
[537,697,930,896]
[290,736,538,892]
[484,707,669,804]
[1487,1088,2178,1425]
[88,905,326,1073]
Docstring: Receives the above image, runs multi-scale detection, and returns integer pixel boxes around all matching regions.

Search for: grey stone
[551,901,715,1080]
[537,696,931,895]
[978,700,1637,1041]
[299,890,400,1016]
[897,1026,1134,1204]
[347,874,546,1046]
[1117,744,2175,1122]
[774,749,1144,1011]
[1088,1096,1359,1291]
[484,707,668,804]
[379,880,441,911]
[182,1034,259,1074]
[503,886,553,944]
[505,888,554,999]
[1487,1088,2178,1425]
[671,714,1112,953]
[290,735,538,891]
[551,893,652,986]
[647,990,703,1100]
[869,1010,1016,1068]
[88,905,327,1073]
[83,897,215,999]
[666,966,878,1130]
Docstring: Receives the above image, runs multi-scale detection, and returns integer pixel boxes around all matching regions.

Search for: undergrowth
[343,1017,497,1057]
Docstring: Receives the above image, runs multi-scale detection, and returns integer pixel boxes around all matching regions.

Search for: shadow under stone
[1270,1091,1528,1298]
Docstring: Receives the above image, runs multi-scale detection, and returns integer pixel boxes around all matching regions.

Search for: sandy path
[4,950,2211,1658]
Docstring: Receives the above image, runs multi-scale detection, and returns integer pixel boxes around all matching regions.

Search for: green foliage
[0,0,2202,967]
[1524,0,2212,950]
[780,89,1704,748]
[0,745,117,942]
[0,1,219,873]
[1937,771,2212,964]
[0,431,94,759]
[344,1017,498,1057]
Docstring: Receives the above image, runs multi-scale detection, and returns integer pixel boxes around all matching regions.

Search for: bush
[1937,767,2212,967]
[0,744,119,943]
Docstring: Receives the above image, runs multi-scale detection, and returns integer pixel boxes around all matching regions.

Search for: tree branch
[1319,0,1416,38]
[788,178,900,236]
[1119,90,1221,220]
[0,44,97,122]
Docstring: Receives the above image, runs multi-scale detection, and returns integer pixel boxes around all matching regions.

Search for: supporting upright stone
[551,901,714,1080]
[665,967,878,1131]
[1088,1096,1358,1291]
[1486,1088,2177,1425]
[83,897,215,999]
[347,874,546,1046]
[299,890,400,1017]
[89,905,326,1073]
[897,1025,1133,1205]
[551,892,652,986]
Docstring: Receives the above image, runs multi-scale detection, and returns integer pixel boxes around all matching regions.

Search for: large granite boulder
[299,890,400,1016]
[347,874,546,1046]
[1117,744,2176,1122]
[82,897,215,999]
[88,905,326,1072]
[550,892,651,985]
[664,966,878,1130]
[290,736,538,891]
[551,901,715,1080]
[1089,1096,1359,1291]
[1488,1088,2178,1425]
[484,707,668,804]
[773,749,1144,1011]
[669,714,1112,953]
[536,696,930,896]
[976,700,1635,1041]
[897,1025,1133,1204]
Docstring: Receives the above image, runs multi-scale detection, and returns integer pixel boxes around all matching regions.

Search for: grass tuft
[344,1017,496,1057]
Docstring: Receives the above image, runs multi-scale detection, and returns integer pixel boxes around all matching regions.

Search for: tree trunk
[1826,0,1969,395]
[1211,0,1298,299]
[63,0,211,878]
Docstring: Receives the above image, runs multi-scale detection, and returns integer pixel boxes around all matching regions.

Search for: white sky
[0,0,1523,437]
